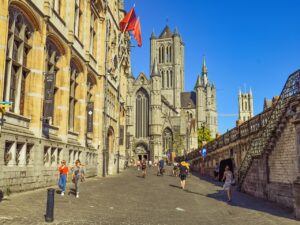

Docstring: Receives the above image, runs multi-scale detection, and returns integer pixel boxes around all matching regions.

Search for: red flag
[119,7,136,32]
[133,18,142,47]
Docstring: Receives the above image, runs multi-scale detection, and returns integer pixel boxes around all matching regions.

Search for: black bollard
[45,188,55,222]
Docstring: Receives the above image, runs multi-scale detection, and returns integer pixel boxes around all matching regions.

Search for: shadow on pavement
[169,184,182,189]
[190,171,295,220]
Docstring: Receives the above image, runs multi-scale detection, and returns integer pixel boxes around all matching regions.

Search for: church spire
[151,29,157,39]
[202,56,208,75]
[151,58,160,77]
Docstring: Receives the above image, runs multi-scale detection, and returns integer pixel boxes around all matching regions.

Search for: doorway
[219,158,234,181]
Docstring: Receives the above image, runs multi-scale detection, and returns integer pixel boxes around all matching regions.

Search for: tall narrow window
[69,62,79,131]
[74,0,83,40]
[169,70,173,88]
[43,40,61,123]
[169,46,172,62]
[136,89,149,138]
[166,70,169,88]
[4,7,33,115]
[162,46,165,63]
[89,11,97,57]
[161,71,165,88]
[53,0,61,15]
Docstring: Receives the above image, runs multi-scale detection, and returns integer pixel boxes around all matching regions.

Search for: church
[126,26,218,162]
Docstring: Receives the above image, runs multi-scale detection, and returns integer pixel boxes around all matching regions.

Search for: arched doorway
[135,143,149,161]
[104,127,114,175]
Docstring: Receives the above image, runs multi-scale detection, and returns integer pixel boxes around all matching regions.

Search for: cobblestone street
[0,167,298,225]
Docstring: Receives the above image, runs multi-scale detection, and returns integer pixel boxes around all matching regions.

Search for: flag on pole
[133,18,142,47]
[119,7,137,32]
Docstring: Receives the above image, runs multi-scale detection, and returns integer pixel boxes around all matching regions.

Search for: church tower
[150,26,184,109]
[195,57,217,138]
[238,89,254,122]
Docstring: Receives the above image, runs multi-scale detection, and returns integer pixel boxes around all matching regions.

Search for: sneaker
[76,194,79,198]
[61,192,65,196]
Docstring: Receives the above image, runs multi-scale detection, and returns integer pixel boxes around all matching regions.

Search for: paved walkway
[0,167,299,225]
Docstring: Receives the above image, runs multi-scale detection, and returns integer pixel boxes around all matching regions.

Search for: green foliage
[198,127,213,148]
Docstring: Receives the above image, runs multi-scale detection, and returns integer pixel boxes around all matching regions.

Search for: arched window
[163,128,173,153]
[4,6,33,115]
[169,46,172,62]
[245,101,248,110]
[43,39,61,124]
[162,46,165,63]
[136,89,149,138]
[166,46,169,63]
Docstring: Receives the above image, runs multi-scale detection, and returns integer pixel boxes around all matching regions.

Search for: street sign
[202,148,207,157]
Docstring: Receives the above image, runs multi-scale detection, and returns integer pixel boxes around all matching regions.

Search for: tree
[198,127,213,148]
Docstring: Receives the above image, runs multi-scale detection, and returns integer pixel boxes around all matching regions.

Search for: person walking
[58,160,68,196]
[141,159,147,178]
[148,160,152,168]
[72,160,85,198]
[157,158,165,176]
[222,165,234,202]
[179,161,189,190]
[172,162,179,177]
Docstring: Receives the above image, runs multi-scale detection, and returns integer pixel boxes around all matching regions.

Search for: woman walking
[179,161,189,190]
[72,160,85,198]
[222,165,234,202]
[58,160,68,196]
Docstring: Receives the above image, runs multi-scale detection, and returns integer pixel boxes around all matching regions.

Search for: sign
[87,102,94,133]
[43,71,55,118]
[202,148,207,157]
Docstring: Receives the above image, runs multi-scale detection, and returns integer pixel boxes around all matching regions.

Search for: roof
[161,95,177,112]
[159,25,173,38]
[264,99,272,111]
[181,92,196,108]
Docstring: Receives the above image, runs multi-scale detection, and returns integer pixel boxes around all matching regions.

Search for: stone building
[126,26,217,162]
[186,70,300,218]
[0,0,130,193]
[238,89,253,122]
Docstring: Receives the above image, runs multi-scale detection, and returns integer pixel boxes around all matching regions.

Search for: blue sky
[125,0,300,134]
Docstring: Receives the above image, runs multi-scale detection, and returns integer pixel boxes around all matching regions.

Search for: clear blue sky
[125,0,300,134]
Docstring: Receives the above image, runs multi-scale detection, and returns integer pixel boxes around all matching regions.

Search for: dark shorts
[180,174,187,181]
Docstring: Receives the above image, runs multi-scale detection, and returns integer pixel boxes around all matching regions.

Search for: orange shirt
[59,165,69,175]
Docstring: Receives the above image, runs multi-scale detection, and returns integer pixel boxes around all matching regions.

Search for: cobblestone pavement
[0,167,299,225]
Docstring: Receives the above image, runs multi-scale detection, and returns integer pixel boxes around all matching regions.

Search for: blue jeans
[58,174,67,192]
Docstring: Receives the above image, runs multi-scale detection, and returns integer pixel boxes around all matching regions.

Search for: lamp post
[117,150,120,174]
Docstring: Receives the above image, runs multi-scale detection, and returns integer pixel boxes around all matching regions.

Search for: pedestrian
[214,162,220,180]
[157,158,165,176]
[148,160,152,168]
[179,161,189,190]
[137,160,141,171]
[222,165,233,202]
[72,160,85,198]
[172,162,179,177]
[58,160,68,196]
[141,159,147,178]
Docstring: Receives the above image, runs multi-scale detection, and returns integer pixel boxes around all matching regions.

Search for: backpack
[180,165,188,175]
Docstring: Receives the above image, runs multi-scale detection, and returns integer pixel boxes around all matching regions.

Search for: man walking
[141,159,147,178]
[157,158,165,176]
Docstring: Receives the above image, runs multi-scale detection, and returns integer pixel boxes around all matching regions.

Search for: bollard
[45,188,55,222]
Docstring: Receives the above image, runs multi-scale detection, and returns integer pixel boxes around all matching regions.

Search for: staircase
[238,70,300,189]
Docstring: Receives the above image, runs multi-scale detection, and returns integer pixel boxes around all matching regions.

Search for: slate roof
[181,92,196,108]
[159,25,173,38]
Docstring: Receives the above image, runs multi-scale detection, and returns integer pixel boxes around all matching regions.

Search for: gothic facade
[0,0,130,193]
[126,26,218,162]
